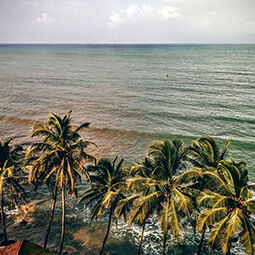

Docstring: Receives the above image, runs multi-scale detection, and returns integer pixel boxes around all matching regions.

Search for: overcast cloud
[0,0,254,43]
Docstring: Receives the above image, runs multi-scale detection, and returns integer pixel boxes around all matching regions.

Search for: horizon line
[0,42,255,45]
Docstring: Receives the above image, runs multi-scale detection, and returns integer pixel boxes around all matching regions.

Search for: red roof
[0,240,24,255]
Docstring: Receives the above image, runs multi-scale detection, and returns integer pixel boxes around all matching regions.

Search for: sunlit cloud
[126,5,153,18]
[108,4,181,29]
[109,12,122,28]
[158,6,182,19]
[36,13,53,24]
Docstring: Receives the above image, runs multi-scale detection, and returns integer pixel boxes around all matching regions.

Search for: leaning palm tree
[0,163,26,244]
[197,160,255,255]
[184,136,232,255]
[26,111,95,254]
[116,157,158,255]
[78,157,126,255]
[126,140,201,255]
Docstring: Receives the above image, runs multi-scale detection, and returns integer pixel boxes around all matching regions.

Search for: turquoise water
[0,44,255,254]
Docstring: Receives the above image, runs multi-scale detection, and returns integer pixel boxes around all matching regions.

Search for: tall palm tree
[115,157,158,255]
[185,136,232,255]
[197,160,255,255]
[126,140,201,255]
[26,111,94,254]
[78,157,126,255]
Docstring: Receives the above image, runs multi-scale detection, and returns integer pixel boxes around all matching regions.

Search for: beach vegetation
[184,136,232,255]
[25,111,94,254]
[0,139,25,244]
[197,160,255,255]
[123,140,201,255]
[1,112,255,255]
[115,156,158,255]
[78,157,126,255]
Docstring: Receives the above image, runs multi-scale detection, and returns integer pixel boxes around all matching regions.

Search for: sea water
[0,44,255,254]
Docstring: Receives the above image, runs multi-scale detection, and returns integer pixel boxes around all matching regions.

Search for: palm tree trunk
[193,214,197,234]
[58,186,65,255]
[44,194,57,249]
[11,186,18,209]
[99,206,113,255]
[162,233,167,255]
[115,219,118,230]
[0,189,7,243]
[197,226,206,255]
[137,221,146,255]
[226,240,232,255]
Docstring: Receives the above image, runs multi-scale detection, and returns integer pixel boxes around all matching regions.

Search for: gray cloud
[0,0,254,43]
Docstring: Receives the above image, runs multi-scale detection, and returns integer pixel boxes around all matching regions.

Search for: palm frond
[221,209,243,254]
[219,139,232,160]
[239,213,255,254]
[75,122,90,132]
[175,168,202,185]
[172,188,194,218]
[197,207,227,232]
[114,194,140,219]
[168,198,181,239]
[208,214,229,251]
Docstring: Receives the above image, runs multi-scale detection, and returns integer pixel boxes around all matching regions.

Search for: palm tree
[0,164,26,244]
[0,139,25,244]
[26,111,95,254]
[197,160,255,255]
[126,140,201,255]
[78,157,126,255]
[115,157,158,255]
[184,136,232,254]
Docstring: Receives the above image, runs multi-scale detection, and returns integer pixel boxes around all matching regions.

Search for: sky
[0,0,255,43]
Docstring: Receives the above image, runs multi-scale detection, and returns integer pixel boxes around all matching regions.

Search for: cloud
[35,13,53,24]
[126,5,153,18]
[158,6,181,19]
[1,0,255,43]
[108,4,181,28]
[126,5,140,18]
[109,12,122,28]
[109,4,154,28]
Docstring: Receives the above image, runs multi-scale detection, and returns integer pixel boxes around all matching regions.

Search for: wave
[0,114,41,126]
[210,70,254,76]
[1,114,254,152]
[1,114,253,179]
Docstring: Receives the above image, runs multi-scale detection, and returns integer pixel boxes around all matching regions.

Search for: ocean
[0,44,255,254]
